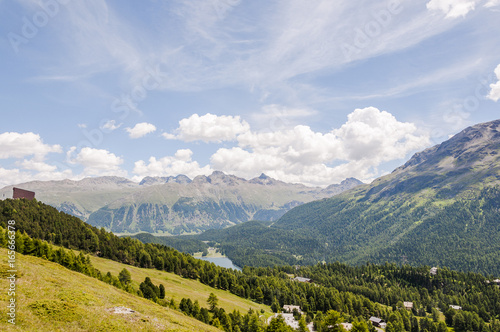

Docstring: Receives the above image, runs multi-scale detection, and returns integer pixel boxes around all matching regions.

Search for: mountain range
[0,171,362,235]
[156,119,500,274]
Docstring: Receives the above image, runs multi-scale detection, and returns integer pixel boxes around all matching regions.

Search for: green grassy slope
[0,248,220,332]
[87,252,271,315]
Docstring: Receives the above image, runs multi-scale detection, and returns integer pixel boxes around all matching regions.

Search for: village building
[450,305,462,310]
[403,302,413,310]
[283,305,302,314]
[267,306,314,332]
[293,276,312,283]
[370,316,387,328]
[430,267,438,275]
[341,322,353,331]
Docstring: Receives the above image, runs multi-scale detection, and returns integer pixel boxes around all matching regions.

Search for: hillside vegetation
[0,248,220,332]
[1,198,500,332]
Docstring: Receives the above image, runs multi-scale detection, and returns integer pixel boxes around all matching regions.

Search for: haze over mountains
[0,171,362,235]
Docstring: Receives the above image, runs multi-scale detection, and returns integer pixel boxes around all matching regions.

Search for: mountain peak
[397,118,500,173]
[249,173,283,185]
[207,171,246,186]
[324,177,364,194]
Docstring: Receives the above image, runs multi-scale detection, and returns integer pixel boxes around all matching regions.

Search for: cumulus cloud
[126,122,157,138]
[0,165,75,188]
[0,132,62,160]
[488,64,500,102]
[20,160,58,172]
[426,0,479,18]
[69,147,126,176]
[211,107,430,186]
[163,113,250,143]
[334,107,428,162]
[132,149,212,181]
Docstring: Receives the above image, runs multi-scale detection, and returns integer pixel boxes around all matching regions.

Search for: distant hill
[0,172,362,235]
[171,119,500,274]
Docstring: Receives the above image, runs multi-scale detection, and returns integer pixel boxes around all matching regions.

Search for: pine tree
[159,284,165,299]
[211,317,222,329]
[208,293,219,312]
[118,268,132,286]
[271,296,280,313]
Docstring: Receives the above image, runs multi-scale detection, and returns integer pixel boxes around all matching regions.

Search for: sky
[0,0,499,188]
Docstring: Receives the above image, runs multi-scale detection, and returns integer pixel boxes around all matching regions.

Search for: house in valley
[370,316,387,328]
[403,302,413,310]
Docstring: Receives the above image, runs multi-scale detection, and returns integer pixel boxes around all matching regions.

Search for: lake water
[199,257,241,271]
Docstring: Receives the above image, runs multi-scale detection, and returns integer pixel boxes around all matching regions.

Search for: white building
[283,305,302,314]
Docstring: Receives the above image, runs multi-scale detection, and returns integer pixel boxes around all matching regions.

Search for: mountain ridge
[0,171,363,235]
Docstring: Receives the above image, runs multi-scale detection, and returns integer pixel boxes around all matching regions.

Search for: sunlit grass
[0,248,221,331]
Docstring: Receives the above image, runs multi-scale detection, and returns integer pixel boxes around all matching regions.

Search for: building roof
[403,301,413,308]
[450,305,462,310]
[370,317,384,323]
[341,323,353,331]
[293,276,311,282]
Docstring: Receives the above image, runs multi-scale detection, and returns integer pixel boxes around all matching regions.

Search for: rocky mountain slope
[0,172,362,235]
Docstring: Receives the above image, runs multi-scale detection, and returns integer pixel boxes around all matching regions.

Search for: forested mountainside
[0,172,362,235]
[156,120,500,275]
[1,198,500,332]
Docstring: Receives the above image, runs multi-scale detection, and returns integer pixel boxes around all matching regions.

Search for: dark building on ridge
[13,187,35,200]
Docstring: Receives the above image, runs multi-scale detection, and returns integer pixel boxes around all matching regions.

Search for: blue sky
[1,0,499,188]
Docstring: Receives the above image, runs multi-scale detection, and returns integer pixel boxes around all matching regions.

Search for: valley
[1,119,500,331]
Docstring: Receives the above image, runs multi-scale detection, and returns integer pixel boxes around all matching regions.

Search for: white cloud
[163,113,250,143]
[488,64,500,101]
[20,160,58,172]
[125,122,157,139]
[0,132,62,160]
[334,107,429,162]
[132,149,212,181]
[211,107,429,186]
[29,0,461,97]
[70,147,126,176]
[0,167,32,188]
[101,119,122,131]
[0,166,75,188]
[426,0,479,18]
